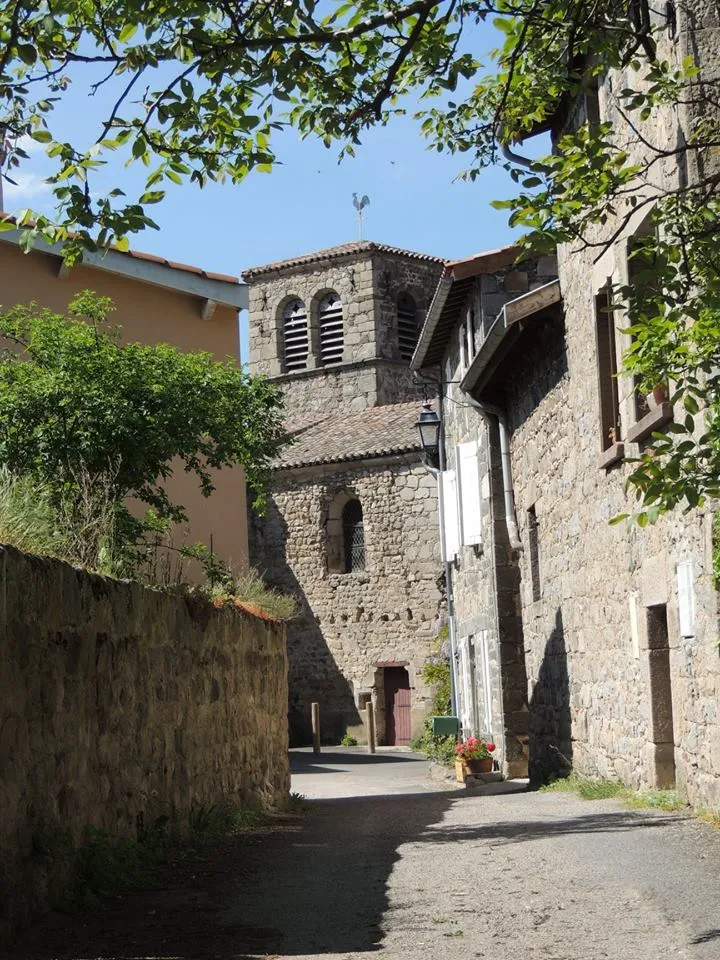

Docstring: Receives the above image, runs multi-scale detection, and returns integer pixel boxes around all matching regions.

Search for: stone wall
[437,255,557,778]
[433,4,720,808]
[252,456,442,744]
[246,247,443,416]
[0,546,289,942]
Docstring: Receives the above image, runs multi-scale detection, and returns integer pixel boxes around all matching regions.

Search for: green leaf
[16,43,37,65]
[118,23,137,42]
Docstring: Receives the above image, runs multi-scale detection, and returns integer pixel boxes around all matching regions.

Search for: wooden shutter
[440,469,460,562]
[457,441,482,546]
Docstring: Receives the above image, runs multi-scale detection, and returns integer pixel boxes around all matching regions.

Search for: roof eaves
[277,440,421,471]
[243,240,444,279]
[410,274,454,371]
[0,219,246,310]
[460,279,562,394]
[411,243,523,370]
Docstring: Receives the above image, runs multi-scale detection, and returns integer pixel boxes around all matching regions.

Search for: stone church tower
[244,241,445,745]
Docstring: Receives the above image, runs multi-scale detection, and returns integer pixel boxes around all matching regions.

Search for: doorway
[646,604,676,788]
[384,667,411,746]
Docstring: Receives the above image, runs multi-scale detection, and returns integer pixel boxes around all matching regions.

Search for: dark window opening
[595,286,621,450]
[646,604,676,788]
[343,499,365,572]
[397,293,418,361]
[528,505,541,602]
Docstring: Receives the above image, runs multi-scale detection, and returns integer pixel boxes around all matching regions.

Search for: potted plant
[455,736,496,780]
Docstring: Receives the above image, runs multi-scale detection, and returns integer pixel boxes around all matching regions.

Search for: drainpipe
[463,394,522,552]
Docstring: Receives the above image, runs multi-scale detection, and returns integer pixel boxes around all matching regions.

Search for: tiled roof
[276,400,422,469]
[243,240,444,279]
[0,212,239,284]
[118,247,238,284]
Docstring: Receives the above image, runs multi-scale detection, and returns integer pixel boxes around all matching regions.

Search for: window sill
[626,403,673,445]
[598,441,624,470]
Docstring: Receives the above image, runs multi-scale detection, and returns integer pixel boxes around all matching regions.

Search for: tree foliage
[0,291,286,548]
[2,1,719,519]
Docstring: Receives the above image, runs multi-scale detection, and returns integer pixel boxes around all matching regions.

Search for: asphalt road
[10,748,720,960]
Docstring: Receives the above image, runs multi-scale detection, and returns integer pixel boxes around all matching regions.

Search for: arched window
[342,499,365,572]
[318,292,344,366]
[397,293,418,361]
[282,298,308,372]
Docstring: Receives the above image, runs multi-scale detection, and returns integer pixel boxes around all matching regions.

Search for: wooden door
[384,668,411,746]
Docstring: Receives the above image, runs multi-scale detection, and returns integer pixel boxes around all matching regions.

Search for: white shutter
[457,441,482,546]
[677,561,695,638]
[440,469,459,562]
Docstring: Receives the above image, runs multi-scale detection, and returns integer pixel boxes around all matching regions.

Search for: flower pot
[465,756,494,774]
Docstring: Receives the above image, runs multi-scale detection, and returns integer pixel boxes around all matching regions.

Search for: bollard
[366,702,376,754]
[311,701,321,754]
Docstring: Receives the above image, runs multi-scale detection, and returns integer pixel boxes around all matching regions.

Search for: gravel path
[11,748,720,959]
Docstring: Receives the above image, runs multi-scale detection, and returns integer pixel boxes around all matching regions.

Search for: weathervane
[352,193,370,240]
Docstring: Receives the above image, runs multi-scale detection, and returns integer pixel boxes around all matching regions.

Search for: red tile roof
[0,212,239,285]
[277,400,422,469]
[243,240,444,279]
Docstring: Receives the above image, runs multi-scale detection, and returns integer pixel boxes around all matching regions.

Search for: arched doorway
[383,666,411,746]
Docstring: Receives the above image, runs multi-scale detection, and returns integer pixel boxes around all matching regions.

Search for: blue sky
[3,17,535,362]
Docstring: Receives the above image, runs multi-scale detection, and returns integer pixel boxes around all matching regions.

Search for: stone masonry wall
[252,456,442,745]
[246,249,442,416]
[501,3,720,802]
[438,255,557,778]
[0,546,289,942]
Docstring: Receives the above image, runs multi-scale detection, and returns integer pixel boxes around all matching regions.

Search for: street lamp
[415,401,441,467]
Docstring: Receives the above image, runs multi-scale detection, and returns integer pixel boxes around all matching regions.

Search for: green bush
[340,734,358,747]
[411,717,457,766]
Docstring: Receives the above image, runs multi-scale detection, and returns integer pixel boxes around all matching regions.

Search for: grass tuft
[207,568,296,621]
[0,468,68,559]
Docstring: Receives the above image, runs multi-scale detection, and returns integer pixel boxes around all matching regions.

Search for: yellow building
[0,229,249,574]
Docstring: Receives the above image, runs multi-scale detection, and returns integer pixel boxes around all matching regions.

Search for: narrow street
[13,749,720,960]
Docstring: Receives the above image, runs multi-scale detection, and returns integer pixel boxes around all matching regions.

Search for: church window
[318,292,344,365]
[343,499,365,572]
[397,293,418,361]
[282,298,309,372]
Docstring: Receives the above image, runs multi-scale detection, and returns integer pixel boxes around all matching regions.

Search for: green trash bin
[431,716,460,737]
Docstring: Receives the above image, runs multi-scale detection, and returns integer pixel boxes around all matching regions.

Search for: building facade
[245,242,446,744]
[413,3,720,806]
[0,232,249,574]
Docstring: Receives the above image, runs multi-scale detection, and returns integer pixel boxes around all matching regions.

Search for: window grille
[319,292,344,365]
[342,499,365,572]
[397,294,418,361]
[282,299,308,372]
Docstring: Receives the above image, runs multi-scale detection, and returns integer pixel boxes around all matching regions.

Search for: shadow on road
[290,748,425,773]
[10,784,691,960]
[413,808,685,846]
[692,928,720,944]
[12,788,457,960]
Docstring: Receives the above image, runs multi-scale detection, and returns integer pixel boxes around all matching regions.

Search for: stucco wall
[0,546,289,941]
[0,240,248,574]
[251,457,442,745]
